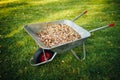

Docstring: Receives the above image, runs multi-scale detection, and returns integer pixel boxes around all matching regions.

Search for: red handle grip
[109,23,115,27]
[83,10,87,14]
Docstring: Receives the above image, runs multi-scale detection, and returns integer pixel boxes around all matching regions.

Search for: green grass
[0,0,120,80]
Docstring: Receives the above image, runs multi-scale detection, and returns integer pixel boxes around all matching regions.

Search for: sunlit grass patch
[0,0,17,4]
[5,26,23,38]
[28,0,60,5]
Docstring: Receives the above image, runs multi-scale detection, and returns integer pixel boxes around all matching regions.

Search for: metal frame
[71,41,86,61]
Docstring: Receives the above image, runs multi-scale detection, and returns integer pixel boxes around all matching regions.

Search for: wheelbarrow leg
[82,41,86,60]
[71,49,80,60]
[71,41,86,61]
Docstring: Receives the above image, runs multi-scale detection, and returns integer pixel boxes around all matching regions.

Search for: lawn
[0,0,120,80]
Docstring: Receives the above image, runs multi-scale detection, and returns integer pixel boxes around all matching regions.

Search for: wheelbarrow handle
[89,23,115,33]
[72,10,87,22]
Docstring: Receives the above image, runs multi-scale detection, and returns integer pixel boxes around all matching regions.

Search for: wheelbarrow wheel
[33,48,54,63]
[39,52,51,62]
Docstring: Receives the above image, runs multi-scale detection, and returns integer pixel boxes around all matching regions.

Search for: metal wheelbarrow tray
[24,10,115,66]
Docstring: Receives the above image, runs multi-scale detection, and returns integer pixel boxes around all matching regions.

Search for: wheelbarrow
[24,10,115,66]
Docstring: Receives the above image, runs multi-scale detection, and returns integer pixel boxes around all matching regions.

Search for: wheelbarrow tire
[33,48,54,64]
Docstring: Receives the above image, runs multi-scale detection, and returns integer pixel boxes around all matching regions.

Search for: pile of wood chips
[36,24,81,47]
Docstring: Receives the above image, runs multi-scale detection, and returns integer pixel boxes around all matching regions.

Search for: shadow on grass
[0,30,37,80]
